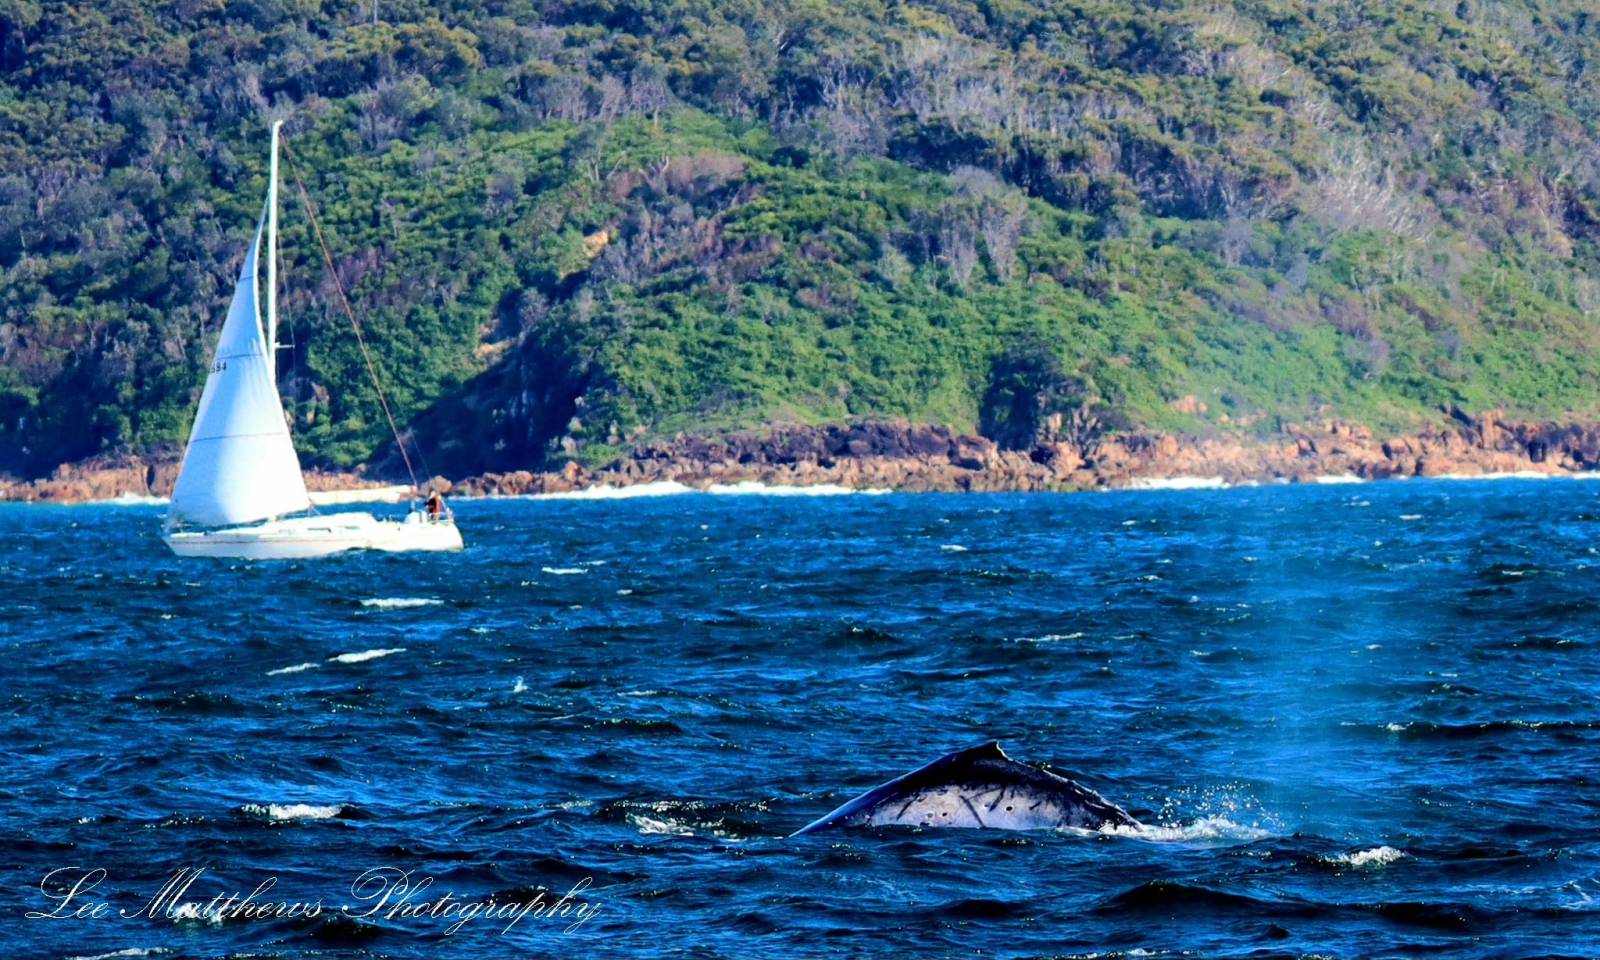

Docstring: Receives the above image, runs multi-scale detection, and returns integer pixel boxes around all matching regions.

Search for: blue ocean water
[4,480,1599,959]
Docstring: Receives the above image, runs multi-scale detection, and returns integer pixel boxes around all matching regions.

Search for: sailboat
[163,121,463,559]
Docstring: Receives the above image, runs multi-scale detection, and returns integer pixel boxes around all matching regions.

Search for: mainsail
[168,122,311,527]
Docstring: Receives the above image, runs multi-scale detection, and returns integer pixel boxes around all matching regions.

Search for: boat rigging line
[279,135,429,494]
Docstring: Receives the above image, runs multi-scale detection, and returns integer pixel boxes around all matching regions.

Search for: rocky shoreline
[10,409,1600,504]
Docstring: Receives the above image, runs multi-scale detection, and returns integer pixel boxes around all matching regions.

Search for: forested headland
[3,0,1599,480]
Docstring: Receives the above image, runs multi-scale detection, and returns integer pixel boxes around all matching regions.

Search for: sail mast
[266,119,282,378]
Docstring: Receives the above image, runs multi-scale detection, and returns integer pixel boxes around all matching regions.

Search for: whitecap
[705,481,891,496]
[100,492,170,506]
[360,597,441,609]
[520,479,891,499]
[527,481,695,500]
[628,813,695,836]
[170,902,225,925]
[1329,845,1407,867]
[1124,476,1228,491]
[68,950,173,960]
[328,647,405,664]
[940,544,968,552]
[1008,632,1085,644]
[1313,473,1364,485]
[512,676,528,694]
[241,803,343,821]
[266,662,319,676]
[1399,514,1422,520]
[542,566,587,575]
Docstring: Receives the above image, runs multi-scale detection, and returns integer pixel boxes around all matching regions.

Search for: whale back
[791,742,1139,836]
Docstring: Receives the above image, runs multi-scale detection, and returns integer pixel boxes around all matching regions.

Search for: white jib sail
[169,123,310,527]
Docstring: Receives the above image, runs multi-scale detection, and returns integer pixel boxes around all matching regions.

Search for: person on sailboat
[425,489,444,520]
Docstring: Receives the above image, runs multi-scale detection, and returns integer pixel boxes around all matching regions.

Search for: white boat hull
[163,511,463,559]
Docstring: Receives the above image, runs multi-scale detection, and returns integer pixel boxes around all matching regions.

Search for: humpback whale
[791,742,1140,836]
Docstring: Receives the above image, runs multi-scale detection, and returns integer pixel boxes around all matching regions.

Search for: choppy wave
[542,566,587,575]
[1380,718,1592,739]
[13,484,1600,958]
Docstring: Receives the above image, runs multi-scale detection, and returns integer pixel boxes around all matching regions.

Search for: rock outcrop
[448,409,1600,497]
[0,453,393,504]
[7,409,1599,503]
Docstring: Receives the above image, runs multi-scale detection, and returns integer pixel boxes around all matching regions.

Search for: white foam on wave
[266,662,319,676]
[1008,631,1085,644]
[1313,473,1364,485]
[360,597,441,609]
[542,566,587,575]
[535,481,693,500]
[512,676,528,694]
[628,813,696,836]
[68,950,173,960]
[170,902,225,926]
[101,492,170,506]
[940,544,968,552]
[328,647,405,664]
[1123,476,1228,491]
[523,479,890,500]
[1099,815,1272,843]
[1330,845,1407,867]
[705,481,890,496]
[241,802,343,821]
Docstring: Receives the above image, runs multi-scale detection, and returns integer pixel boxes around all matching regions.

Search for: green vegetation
[3,0,1599,475]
